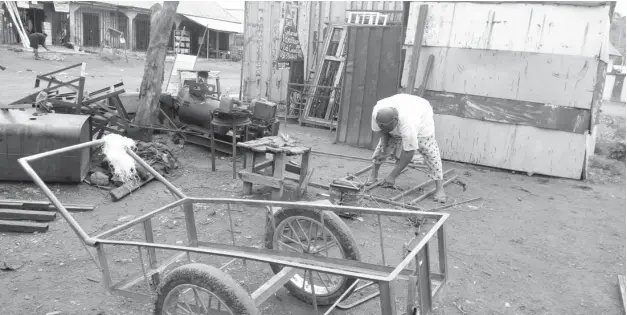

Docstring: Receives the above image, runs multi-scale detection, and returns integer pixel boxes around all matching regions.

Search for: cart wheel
[264,208,361,306]
[154,263,258,315]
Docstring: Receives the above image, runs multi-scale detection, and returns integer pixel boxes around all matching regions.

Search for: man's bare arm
[385,150,414,182]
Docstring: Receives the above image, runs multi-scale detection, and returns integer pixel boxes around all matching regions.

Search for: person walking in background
[28,32,50,60]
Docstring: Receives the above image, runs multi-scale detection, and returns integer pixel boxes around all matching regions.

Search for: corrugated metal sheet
[85,1,240,23]
[182,14,243,33]
[401,1,612,179]
[404,2,610,58]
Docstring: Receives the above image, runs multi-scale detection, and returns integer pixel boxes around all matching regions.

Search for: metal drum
[176,86,221,130]
[0,109,91,182]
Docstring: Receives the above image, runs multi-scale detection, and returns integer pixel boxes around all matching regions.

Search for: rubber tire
[264,208,362,306]
[154,263,258,315]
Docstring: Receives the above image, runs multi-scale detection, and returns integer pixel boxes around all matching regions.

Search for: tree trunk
[132,1,179,141]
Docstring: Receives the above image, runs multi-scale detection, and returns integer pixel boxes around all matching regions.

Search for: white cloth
[371,94,435,152]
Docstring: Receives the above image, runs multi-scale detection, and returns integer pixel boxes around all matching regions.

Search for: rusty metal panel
[0,110,91,183]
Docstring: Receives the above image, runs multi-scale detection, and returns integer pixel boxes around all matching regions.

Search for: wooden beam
[404,4,428,93]
[0,209,56,222]
[239,171,284,189]
[251,267,298,307]
[0,200,94,212]
[110,175,155,201]
[415,54,434,97]
[0,220,49,233]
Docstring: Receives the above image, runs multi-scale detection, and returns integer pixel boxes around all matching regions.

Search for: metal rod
[137,246,152,293]
[309,269,318,315]
[410,175,458,204]
[425,197,483,212]
[323,280,361,315]
[391,169,455,201]
[377,215,386,266]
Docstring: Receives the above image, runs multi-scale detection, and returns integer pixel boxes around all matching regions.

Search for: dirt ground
[0,47,625,315]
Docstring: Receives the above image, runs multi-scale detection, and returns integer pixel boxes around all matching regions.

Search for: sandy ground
[0,47,625,315]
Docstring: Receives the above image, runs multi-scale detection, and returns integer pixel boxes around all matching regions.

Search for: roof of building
[83,1,239,23]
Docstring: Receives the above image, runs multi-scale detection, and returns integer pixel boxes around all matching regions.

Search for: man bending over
[367,93,446,203]
[28,32,50,60]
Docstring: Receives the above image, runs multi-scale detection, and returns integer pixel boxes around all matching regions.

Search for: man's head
[375,107,398,133]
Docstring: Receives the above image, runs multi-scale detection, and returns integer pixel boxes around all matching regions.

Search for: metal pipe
[96,199,185,239]
[124,147,187,199]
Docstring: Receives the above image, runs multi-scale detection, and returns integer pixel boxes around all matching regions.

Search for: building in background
[1,0,243,56]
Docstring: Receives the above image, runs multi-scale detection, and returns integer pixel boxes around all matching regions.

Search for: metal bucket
[0,110,91,182]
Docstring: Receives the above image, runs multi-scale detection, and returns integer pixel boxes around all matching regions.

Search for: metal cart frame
[18,139,450,315]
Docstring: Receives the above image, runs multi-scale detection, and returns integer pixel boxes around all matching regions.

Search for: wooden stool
[237,137,311,200]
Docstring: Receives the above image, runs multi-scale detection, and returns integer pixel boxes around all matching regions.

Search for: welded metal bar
[336,291,380,310]
[309,269,318,315]
[97,244,112,291]
[137,246,152,292]
[438,225,448,283]
[183,201,198,246]
[387,215,448,281]
[39,62,83,77]
[143,219,157,268]
[18,140,105,244]
[96,199,186,239]
[378,281,396,314]
[186,198,444,220]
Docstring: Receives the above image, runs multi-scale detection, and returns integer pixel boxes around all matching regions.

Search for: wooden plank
[619,275,626,314]
[0,209,56,222]
[110,175,156,201]
[372,26,403,149]
[337,25,356,144]
[252,267,299,307]
[345,27,369,145]
[434,115,587,179]
[404,4,428,93]
[416,54,434,97]
[405,2,610,57]
[404,47,599,109]
[0,220,49,233]
[425,90,591,134]
[358,27,384,148]
[239,171,284,189]
[0,200,94,212]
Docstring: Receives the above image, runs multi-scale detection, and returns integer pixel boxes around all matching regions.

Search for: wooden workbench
[237,136,311,200]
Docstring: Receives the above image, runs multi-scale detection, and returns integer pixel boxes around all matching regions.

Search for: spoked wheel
[264,208,361,306]
[154,263,258,315]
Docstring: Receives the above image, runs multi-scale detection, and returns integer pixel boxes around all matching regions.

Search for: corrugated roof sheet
[85,1,239,23]
[183,14,243,33]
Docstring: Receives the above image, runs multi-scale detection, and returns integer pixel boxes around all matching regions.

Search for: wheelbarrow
[18,138,450,315]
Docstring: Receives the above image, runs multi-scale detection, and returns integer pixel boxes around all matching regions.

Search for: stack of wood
[0,199,94,233]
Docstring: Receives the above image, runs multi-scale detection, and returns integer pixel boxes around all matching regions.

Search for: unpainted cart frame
[18,139,450,315]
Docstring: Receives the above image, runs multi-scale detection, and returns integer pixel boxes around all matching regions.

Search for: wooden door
[82,13,99,47]
[337,25,402,149]
[134,18,150,51]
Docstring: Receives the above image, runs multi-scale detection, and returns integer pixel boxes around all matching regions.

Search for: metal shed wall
[242,1,404,104]
[401,1,612,179]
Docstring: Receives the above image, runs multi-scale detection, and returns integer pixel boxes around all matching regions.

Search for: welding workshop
[0,1,625,315]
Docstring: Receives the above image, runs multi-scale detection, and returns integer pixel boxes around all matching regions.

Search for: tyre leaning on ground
[264,207,362,306]
[154,263,258,315]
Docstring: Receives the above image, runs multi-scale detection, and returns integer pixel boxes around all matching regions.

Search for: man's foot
[365,178,378,186]
[433,191,446,203]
